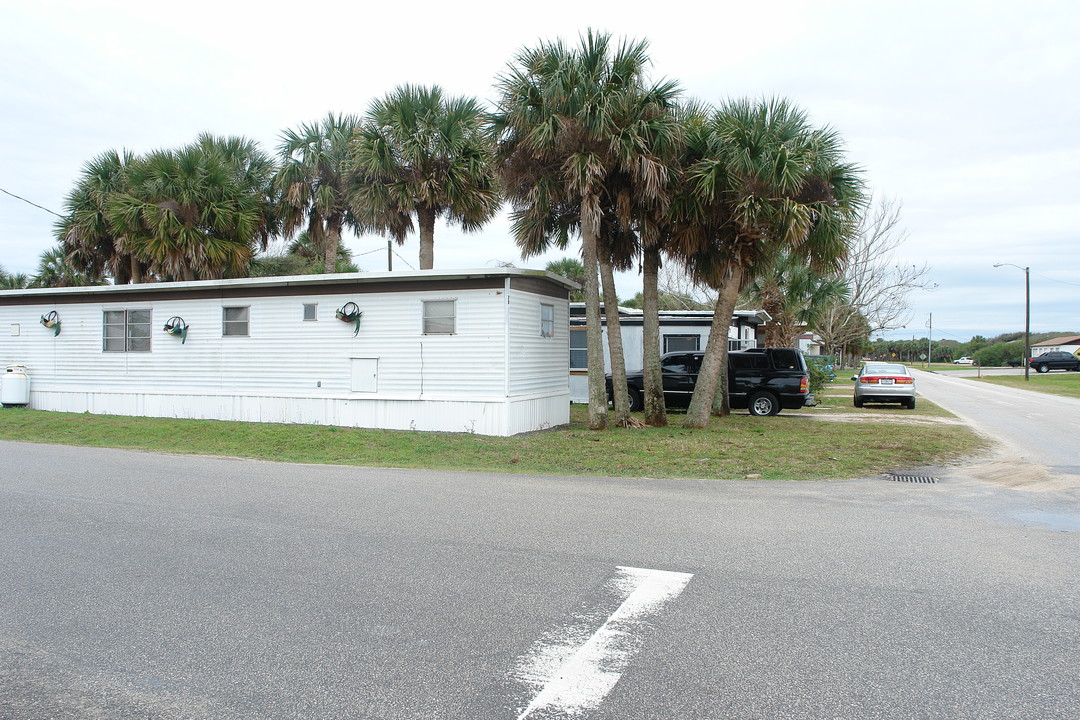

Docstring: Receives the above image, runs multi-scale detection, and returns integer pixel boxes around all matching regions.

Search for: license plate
[880,378,894,385]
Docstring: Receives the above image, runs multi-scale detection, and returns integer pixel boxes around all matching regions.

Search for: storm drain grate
[889,474,938,484]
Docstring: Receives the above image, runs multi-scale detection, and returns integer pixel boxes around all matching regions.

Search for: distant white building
[1030,335,1080,357]
[0,269,575,436]
[567,304,769,403]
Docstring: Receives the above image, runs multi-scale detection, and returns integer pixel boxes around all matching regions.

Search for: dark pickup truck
[608,347,813,416]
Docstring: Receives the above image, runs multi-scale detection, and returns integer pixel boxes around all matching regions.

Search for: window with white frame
[303,303,318,321]
[540,304,554,337]
[222,306,250,336]
[422,300,455,334]
[103,309,152,352]
[663,334,699,353]
[569,328,587,369]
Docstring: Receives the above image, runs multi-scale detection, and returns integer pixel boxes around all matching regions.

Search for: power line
[0,187,64,218]
[1030,270,1080,287]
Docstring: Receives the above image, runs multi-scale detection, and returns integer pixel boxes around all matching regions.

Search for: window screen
[663,334,699,353]
[103,310,151,352]
[540,304,554,337]
[423,300,455,334]
[569,328,587,369]
[223,306,249,336]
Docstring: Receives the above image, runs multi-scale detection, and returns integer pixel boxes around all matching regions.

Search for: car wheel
[1036,364,1049,373]
[853,397,864,408]
[905,397,916,409]
[627,387,644,412]
[748,391,779,416]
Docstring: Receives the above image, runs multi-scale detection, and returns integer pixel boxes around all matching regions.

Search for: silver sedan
[852,363,917,409]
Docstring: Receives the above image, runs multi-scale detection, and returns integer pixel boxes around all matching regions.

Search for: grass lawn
[971,372,1080,400]
[0,399,985,482]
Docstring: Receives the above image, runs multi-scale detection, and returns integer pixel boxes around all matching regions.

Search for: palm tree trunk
[711,272,742,416]
[641,245,666,427]
[130,255,142,284]
[684,265,743,428]
[581,224,608,431]
[600,257,630,425]
[418,206,436,270]
[325,217,343,274]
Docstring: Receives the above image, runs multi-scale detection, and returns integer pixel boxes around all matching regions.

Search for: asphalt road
[910,368,1080,480]
[1,439,1077,719]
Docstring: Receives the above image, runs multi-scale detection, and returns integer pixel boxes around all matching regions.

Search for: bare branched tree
[655,262,716,310]
[816,195,935,358]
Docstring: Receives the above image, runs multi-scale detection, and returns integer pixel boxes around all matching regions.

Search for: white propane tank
[1,365,30,407]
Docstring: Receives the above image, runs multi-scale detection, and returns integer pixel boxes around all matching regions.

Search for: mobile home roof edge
[0,267,580,301]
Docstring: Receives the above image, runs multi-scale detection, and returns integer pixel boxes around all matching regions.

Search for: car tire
[1035,364,1049,373]
[627,387,644,412]
[853,397,864,408]
[748,391,780,416]
[905,397,916,410]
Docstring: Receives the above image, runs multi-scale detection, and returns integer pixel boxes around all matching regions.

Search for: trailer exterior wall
[0,271,572,436]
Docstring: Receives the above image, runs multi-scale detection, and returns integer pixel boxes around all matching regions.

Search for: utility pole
[926,313,932,369]
[387,239,393,272]
[1024,266,1030,381]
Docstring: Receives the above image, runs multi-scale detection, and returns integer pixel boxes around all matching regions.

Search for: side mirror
[850,375,859,381]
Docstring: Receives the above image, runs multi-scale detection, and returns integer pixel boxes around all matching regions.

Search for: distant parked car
[953,357,975,365]
[852,363,917,409]
[1028,351,1080,373]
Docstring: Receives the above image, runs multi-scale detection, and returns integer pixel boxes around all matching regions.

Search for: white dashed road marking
[512,566,694,718]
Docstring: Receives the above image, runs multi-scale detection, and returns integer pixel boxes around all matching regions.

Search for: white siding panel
[507,289,569,396]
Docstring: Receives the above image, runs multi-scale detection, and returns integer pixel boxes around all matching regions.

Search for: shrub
[805,355,836,396]
[974,341,1025,367]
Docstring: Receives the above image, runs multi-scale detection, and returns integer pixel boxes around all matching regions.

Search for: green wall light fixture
[40,310,61,336]
[163,316,189,344]
[335,302,363,337]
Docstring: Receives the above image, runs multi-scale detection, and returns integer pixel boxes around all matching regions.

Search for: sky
[1,0,1077,343]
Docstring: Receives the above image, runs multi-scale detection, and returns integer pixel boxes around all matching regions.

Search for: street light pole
[994,263,1031,381]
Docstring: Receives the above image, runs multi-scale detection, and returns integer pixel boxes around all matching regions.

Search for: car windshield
[863,364,908,376]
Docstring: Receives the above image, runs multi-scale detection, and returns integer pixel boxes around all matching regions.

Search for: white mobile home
[0,269,575,436]
[567,304,770,403]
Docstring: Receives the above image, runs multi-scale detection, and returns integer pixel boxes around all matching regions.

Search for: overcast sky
[2,0,1077,343]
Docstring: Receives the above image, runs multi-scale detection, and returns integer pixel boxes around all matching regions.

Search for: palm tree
[744,251,851,347]
[108,134,278,280]
[56,148,146,283]
[248,231,359,277]
[545,257,586,301]
[0,264,29,289]
[29,246,103,288]
[673,98,865,428]
[276,114,364,273]
[351,84,499,270]
[492,31,680,429]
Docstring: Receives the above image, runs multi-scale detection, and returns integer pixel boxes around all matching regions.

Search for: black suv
[609,347,812,416]
[1028,351,1080,373]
